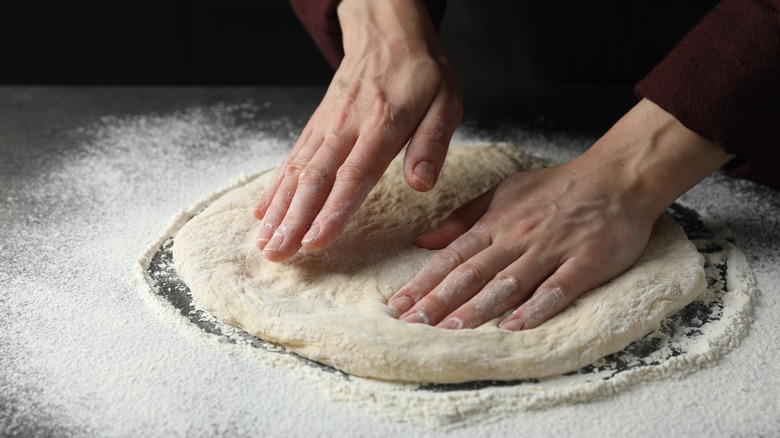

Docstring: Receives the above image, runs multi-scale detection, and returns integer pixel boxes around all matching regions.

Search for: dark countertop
[1,86,778,437]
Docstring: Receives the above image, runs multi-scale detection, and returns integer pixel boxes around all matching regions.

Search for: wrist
[581,98,733,219]
[336,0,441,58]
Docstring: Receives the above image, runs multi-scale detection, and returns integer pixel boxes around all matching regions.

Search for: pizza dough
[172,144,706,384]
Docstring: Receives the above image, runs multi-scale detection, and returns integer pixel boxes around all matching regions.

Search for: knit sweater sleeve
[636,0,780,188]
[289,0,447,69]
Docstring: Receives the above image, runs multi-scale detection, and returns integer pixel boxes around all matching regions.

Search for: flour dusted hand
[253,0,461,261]
[389,99,734,330]
[389,163,655,330]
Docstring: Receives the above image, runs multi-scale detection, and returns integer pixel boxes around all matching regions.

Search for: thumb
[415,187,495,249]
[403,89,462,192]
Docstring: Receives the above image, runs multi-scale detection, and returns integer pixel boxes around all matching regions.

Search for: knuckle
[514,219,540,236]
[529,285,573,319]
[542,285,569,301]
[283,158,306,177]
[298,165,329,187]
[420,294,447,317]
[494,272,521,291]
[372,98,409,128]
[397,284,426,302]
[436,248,464,271]
[471,221,492,239]
[458,261,485,285]
[335,162,368,184]
[331,108,352,135]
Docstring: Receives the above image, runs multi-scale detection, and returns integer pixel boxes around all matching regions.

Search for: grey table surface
[1,87,779,437]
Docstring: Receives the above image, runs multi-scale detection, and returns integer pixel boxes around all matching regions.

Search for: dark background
[0,0,332,85]
[0,0,718,131]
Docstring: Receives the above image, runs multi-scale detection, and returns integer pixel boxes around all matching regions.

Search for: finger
[253,125,317,220]
[256,133,324,250]
[437,251,554,329]
[256,170,298,250]
[262,138,352,260]
[403,88,462,192]
[414,187,496,250]
[399,243,515,326]
[300,128,409,252]
[387,225,491,314]
[499,257,593,331]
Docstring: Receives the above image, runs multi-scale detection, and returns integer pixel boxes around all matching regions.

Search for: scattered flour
[2,96,778,436]
[139,187,757,429]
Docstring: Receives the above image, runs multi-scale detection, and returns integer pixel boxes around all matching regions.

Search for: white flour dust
[139,178,757,429]
[1,103,307,436]
[2,98,776,437]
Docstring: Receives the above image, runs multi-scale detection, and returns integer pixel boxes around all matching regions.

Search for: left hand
[387,98,734,330]
[387,157,656,331]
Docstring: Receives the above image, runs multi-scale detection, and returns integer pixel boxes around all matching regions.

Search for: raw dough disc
[173,144,706,383]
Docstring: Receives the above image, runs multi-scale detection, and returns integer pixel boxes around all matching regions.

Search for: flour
[141,174,757,428]
[1,102,304,436]
[1,95,772,436]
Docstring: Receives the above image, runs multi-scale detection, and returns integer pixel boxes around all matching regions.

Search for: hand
[388,159,657,331]
[253,0,462,261]
[387,98,734,330]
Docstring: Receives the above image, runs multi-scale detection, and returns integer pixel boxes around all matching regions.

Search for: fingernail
[438,318,463,330]
[388,295,415,313]
[498,319,524,331]
[264,232,284,254]
[259,221,275,234]
[401,310,429,324]
[412,161,436,190]
[256,222,275,249]
[301,222,320,245]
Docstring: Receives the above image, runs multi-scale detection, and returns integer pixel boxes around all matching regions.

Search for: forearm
[635,0,780,188]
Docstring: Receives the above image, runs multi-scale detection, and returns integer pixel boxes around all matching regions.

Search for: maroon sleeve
[636,0,780,189]
[289,0,447,69]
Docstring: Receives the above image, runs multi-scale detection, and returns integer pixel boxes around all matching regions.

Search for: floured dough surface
[173,144,706,383]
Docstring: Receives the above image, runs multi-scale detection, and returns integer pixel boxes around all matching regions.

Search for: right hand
[254,0,463,261]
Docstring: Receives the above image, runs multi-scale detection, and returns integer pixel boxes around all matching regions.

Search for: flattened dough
[173,144,706,383]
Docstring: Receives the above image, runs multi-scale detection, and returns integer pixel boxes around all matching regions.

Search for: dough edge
[172,144,706,384]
